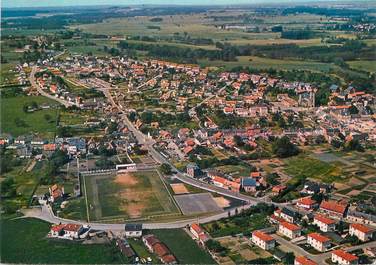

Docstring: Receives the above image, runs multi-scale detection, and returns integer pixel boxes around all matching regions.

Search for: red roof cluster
[320,200,347,215]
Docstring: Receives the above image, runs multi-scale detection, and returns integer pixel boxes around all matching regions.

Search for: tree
[272,136,299,158]
[345,139,364,152]
[44,113,52,121]
[205,239,226,253]
[283,252,295,265]
[349,105,359,115]
[159,163,172,175]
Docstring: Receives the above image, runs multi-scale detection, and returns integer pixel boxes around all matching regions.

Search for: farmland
[284,155,344,184]
[1,95,58,138]
[152,229,215,264]
[1,217,126,264]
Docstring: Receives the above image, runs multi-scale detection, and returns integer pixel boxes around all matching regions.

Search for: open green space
[152,229,215,264]
[284,155,344,184]
[0,217,126,264]
[347,60,376,73]
[1,95,59,138]
[199,56,338,72]
[84,170,179,221]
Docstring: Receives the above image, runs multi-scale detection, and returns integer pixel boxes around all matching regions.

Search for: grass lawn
[284,155,344,184]
[1,96,59,138]
[1,217,127,264]
[152,229,215,264]
[84,171,179,221]
[216,164,252,178]
[203,212,268,238]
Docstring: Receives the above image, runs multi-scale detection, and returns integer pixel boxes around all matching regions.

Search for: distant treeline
[118,39,375,64]
[282,6,368,17]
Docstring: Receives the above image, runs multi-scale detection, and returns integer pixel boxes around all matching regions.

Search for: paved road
[272,233,376,264]
[29,66,75,108]
[22,203,253,230]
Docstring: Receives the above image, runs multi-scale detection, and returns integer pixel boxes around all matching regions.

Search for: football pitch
[83,170,180,221]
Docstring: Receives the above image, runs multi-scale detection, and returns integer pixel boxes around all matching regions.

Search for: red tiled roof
[314,214,336,225]
[308,233,330,243]
[332,250,358,262]
[298,197,316,206]
[191,223,204,235]
[350,223,373,234]
[320,200,347,215]
[295,256,318,265]
[153,242,170,257]
[63,224,82,232]
[280,221,301,231]
[161,254,176,264]
[51,224,65,232]
[253,230,274,242]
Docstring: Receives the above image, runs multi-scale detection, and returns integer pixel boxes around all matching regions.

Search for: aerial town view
[0,0,375,264]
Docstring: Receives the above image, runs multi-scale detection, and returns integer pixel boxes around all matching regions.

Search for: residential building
[278,222,302,239]
[124,224,142,238]
[307,233,331,252]
[296,197,318,210]
[186,163,203,178]
[294,256,318,265]
[280,207,300,223]
[313,214,336,232]
[241,177,257,192]
[331,250,358,265]
[349,223,373,242]
[252,230,275,250]
[320,200,348,218]
[143,234,160,252]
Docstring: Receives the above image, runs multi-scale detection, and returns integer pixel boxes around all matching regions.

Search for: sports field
[84,170,180,221]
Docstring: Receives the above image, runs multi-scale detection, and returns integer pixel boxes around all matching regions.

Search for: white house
[252,230,275,250]
[313,214,336,232]
[349,223,373,242]
[278,221,301,239]
[125,224,142,238]
[331,250,358,265]
[307,233,331,252]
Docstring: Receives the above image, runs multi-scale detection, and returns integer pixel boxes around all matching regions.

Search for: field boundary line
[156,169,182,215]
[82,174,90,222]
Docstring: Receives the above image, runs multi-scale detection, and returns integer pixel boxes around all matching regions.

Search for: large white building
[331,250,358,265]
[349,223,373,242]
[252,230,275,250]
[278,221,301,239]
[313,214,336,232]
[307,233,331,252]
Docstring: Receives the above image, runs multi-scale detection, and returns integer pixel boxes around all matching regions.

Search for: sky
[2,0,343,8]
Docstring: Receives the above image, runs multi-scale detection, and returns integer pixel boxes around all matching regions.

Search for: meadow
[1,95,58,138]
[284,155,344,184]
[152,229,215,264]
[1,217,126,264]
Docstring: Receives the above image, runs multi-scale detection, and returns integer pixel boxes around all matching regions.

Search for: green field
[84,170,179,221]
[347,60,376,73]
[1,217,127,264]
[199,55,338,72]
[1,96,59,138]
[284,155,344,183]
[152,229,215,264]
